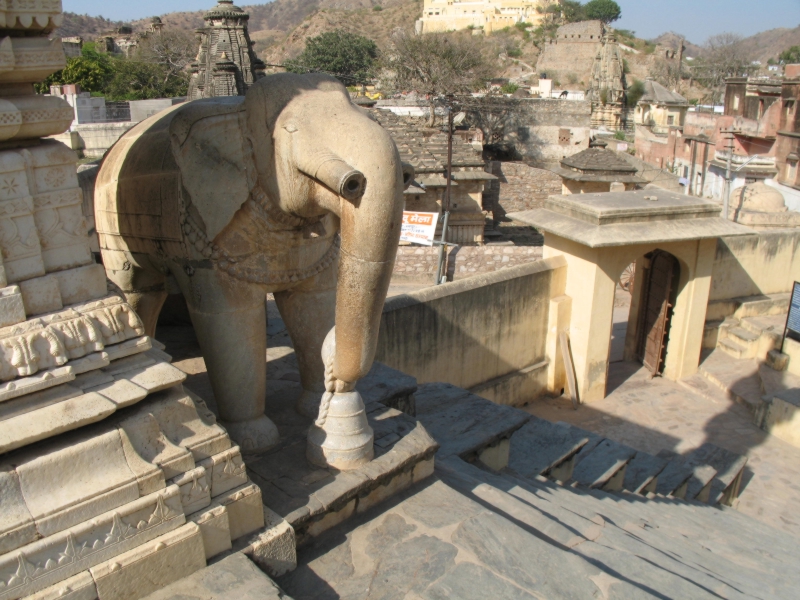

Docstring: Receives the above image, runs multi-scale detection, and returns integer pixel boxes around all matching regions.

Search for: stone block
[147,388,231,461]
[140,554,287,600]
[18,275,62,316]
[169,466,211,514]
[0,285,25,327]
[0,381,81,423]
[68,352,110,375]
[208,483,265,542]
[33,187,93,273]
[766,349,789,371]
[102,353,154,377]
[189,505,231,559]
[0,466,38,555]
[118,410,196,480]
[0,390,116,455]
[89,523,206,600]
[26,571,98,600]
[0,486,184,600]
[16,429,140,538]
[89,378,147,408]
[52,264,107,306]
[104,336,151,362]
[238,505,297,578]
[126,362,187,394]
[197,445,248,498]
[478,438,510,471]
[762,389,800,449]
[118,427,166,497]
[0,365,75,403]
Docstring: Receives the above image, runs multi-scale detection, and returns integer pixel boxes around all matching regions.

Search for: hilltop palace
[415,0,553,34]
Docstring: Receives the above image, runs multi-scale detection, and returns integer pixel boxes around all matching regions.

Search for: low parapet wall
[377,257,567,406]
[709,230,800,312]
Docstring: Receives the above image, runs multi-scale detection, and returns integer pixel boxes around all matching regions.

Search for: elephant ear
[169,96,256,241]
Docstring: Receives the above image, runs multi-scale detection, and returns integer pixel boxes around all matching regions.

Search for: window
[733,95,740,110]
[558,128,571,146]
[787,160,798,183]
[667,115,675,125]
[745,177,757,184]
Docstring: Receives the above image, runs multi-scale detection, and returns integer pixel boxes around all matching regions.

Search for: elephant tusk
[297,152,366,202]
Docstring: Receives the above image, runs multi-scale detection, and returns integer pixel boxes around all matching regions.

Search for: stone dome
[735,182,787,213]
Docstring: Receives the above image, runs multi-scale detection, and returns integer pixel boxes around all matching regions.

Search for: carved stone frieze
[0,37,65,84]
[0,486,184,600]
[0,1,64,32]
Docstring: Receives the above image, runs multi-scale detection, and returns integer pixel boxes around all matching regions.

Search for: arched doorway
[635,250,680,375]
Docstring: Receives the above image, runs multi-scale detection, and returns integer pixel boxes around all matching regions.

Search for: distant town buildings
[415,0,551,35]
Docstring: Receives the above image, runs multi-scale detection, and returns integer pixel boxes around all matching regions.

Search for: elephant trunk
[297,151,366,202]
[330,134,404,385]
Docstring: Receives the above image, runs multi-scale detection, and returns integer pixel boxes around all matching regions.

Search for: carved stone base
[306,391,374,471]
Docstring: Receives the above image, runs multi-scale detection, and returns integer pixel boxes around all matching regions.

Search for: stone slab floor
[524,361,800,539]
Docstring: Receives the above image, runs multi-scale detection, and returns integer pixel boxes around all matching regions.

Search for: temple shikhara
[188,0,266,99]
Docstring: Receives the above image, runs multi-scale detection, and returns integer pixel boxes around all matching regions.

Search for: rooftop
[639,79,688,106]
[552,148,646,184]
[509,190,753,247]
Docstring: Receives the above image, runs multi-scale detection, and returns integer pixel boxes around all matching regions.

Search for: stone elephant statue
[95,73,411,454]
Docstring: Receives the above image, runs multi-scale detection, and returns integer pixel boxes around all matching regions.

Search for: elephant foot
[223,415,279,454]
[296,389,324,419]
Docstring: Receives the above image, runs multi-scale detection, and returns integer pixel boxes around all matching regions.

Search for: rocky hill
[653,26,800,64]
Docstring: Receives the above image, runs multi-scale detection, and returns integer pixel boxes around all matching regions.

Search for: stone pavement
[524,361,800,539]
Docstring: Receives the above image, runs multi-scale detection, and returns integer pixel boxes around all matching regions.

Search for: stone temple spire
[587,32,628,131]
[187,0,266,99]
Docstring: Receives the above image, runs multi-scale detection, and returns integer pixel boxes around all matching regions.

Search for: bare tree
[691,33,758,104]
[135,29,197,81]
[381,31,493,126]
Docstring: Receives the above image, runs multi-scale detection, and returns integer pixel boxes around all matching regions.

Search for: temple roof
[640,79,688,106]
[370,109,487,174]
[205,0,248,20]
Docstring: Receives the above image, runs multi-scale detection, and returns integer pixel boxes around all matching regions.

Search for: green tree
[104,59,188,101]
[583,0,621,24]
[560,0,585,22]
[626,79,645,106]
[779,45,800,64]
[286,30,378,85]
[35,43,113,94]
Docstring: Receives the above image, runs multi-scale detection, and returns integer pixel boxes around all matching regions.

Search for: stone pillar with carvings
[0,4,295,599]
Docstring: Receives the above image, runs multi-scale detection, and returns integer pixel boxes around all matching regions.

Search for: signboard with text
[785,281,800,343]
[400,211,439,246]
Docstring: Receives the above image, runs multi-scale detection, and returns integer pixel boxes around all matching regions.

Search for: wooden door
[636,251,678,375]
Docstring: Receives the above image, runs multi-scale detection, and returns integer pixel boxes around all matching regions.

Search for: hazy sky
[64,0,800,44]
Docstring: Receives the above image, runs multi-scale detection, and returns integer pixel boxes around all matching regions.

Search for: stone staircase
[414,383,748,508]
[715,314,785,361]
[275,380,800,600]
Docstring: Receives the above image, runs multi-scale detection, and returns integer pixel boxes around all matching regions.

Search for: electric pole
[435,96,455,285]
[722,129,735,219]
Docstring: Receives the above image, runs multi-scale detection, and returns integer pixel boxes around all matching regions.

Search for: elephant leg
[102,250,167,338]
[274,261,337,418]
[170,264,278,454]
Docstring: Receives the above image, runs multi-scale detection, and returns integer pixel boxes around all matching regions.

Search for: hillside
[738,26,800,64]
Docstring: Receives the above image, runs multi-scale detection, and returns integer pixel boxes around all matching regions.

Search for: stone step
[654,451,696,498]
[414,382,530,460]
[726,326,760,345]
[718,337,751,359]
[740,314,786,337]
[142,553,292,600]
[682,443,748,506]
[436,457,605,549]
[621,451,668,494]
[506,417,590,480]
[698,350,763,413]
[569,438,636,491]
